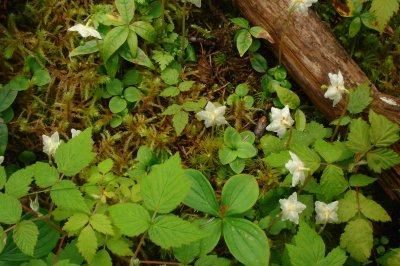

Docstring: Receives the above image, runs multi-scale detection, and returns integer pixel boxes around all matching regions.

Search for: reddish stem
[52,234,66,265]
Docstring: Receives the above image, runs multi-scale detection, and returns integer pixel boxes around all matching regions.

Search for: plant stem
[52,234,66,265]
[317,222,327,234]
[330,93,349,142]
[267,212,283,233]
[285,126,293,149]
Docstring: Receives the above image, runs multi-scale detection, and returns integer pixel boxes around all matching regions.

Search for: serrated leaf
[346,118,372,153]
[102,26,129,62]
[161,66,180,85]
[347,83,372,114]
[314,139,344,163]
[369,110,400,147]
[152,50,174,70]
[265,150,290,168]
[221,174,259,216]
[32,162,59,188]
[370,0,399,32]
[116,0,135,23]
[141,154,191,213]
[275,85,300,109]
[377,248,400,266]
[172,111,188,136]
[5,167,33,198]
[108,203,150,237]
[340,218,373,262]
[183,169,219,216]
[160,86,179,97]
[13,220,39,256]
[290,144,321,172]
[106,237,133,256]
[179,81,195,91]
[119,46,154,69]
[359,195,391,222]
[89,249,112,266]
[236,29,252,57]
[69,41,99,57]
[260,135,285,156]
[319,247,348,266]
[50,180,89,213]
[223,217,269,266]
[90,214,114,235]
[349,174,377,187]
[317,165,348,202]
[162,104,182,115]
[367,148,400,173]
[55,128,96,176]
[0,193,22,224]
[63,213,89,233]
[77,226,97,262]
[148,215,206,249]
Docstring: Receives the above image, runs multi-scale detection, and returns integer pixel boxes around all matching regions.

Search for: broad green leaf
[221,174,259,216]
[55,128,96,176]
[161,66,180,85]
[7,76,29,91]
[359,194,391,222]
[13,220,39,256]
[124,87,142,102]
[172,111,188,136]
[50,180,89,213]
[160,86,179,97]
[105,52,120,78]
[377,248,400,266]
[236,29,252,57]
[317,165,348,202]
[131,21,156,43]
[349,174,377,187]
[337,190,359,222]
[179,81,195,91]
[319,247,348,266]
[250,53,268,73]
[32,162,59,188]
[346,118,372,153]
[102,26,129,62]
[236,141,257,159]
[109,96,127,113]
[63,213,89,233]
[116,0,135,23]
[120,46,154,69]
[340,218,373,262]
[295,109,306,131]
[349,17,361,37]
[219,146,237,165]
[275,85,300,109]
[370,0,399,32]
[0,193,22,224]
[90,214,114,235]
[69,41,99,57]
[183,169,219,216]
[98,159,113,174]
[313,139,343,164]
[369,110,400,147]
[77,226,97,262]
[230,18,249,28]
[106,79,123,96]
[367,148,400,173]
[89,249,112,266]
[141,154,191,213]
[347,83,372,114]
[265,150,290,168]
[31,70,51,86]
[108,203,150,237]
[229,158,246,174]
[223,217,269,266]
[0,227,5,254]
[5,167,33,198]
[0,84,18,112]
[122,69,142,86]
[224,127,241,148]
[260,135,285,156]
[162,104,182,115]
[249,26,273,42]
[148,215,206,249]
[106,237,133,256]
[195,255,231,266]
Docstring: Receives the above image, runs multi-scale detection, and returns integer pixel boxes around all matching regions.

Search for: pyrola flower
[266,105,294,138]
[279,192,307,224]
[68,23,102,39]
[315,201,339,224]
[42,132,61,157]
[196,101,228,128]
[71,128,82,138]
[324,71,348,107]
[289,0,318,16]
[285,151,309,187]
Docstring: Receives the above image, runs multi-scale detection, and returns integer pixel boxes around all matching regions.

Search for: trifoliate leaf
[366,148,400,173]
[0,193,22,224]
[264,150,290,168]
[290,144,321,172]
[369,110,400,147]
[90,214,114,235]
[340,218,373,262]
[13,220,39,256]
[50,180,89,213]
[63,213,89,233]
[106,237,133,256]
[346,118,371,153]
[370,0,399,32]
[108,203,150,237]
[347,83,372,114]
[316,165,348,202]
[77,226,97,261]
[5,167,33,198]
[314,139,344,163]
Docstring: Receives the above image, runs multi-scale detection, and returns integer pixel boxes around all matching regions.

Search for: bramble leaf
[0,193,22,224]
[50,180,89,213]
[108,203,150,237]
[77,226,97,261]
[369,110,400,147]
[340,218,373,262]
[347,83,372,114]
[367,148,400,173]
[90,214,114,235]
[13,220,39,256]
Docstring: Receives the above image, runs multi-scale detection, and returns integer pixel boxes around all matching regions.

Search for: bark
[235,0,400,201]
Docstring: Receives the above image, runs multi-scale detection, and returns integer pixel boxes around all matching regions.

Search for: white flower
[324,71,348,107]
[68,23,102,39]
[315,201,339,224]
[289,0,318,16]
[266,105,294,138]
[42,132,61,157]
[0,156,4,165]
[196,101,228,128]
[285,151,309,187]
[279,192,306,224]
[71,128,82,138]
[30,196,40,212]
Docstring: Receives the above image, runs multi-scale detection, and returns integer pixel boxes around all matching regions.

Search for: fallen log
[234,0,400,201]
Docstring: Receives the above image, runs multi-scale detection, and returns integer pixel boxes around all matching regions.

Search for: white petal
[0,156,4,165]
[204,101,216,112]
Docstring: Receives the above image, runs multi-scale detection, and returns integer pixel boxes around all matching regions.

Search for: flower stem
[267,212,283,233]
[330,93,349,142]
[317,222,327,234]
[285,126,293,149]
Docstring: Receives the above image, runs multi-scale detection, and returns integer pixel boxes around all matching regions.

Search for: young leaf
[0,193,22,224]
[236,29,252,57]
[116,0,135,23]
[63,213,89,233]
[349,17,361,37]
[109,96,127,113]
[32,162,59,188]
[162,104,182,115]
[13,220,39,256]
[124,87,142,102]
[50,180,89,213]
[148,215,206,249]
[106,237,133,256]
[152,50,174,70]
[131,21,156,43]
[179,81,195,92]
[370,0,399,32]
[346,118,372,153]
[69,41,99,57]
[224,127,241,148]
[90,214,114,235]
[141,154,191,213]
[369,110,400,147]
[172,111,188,136]
[5,167,33,198]
[340,218,373,262]
[108,203,150,237]
[160,86,179,97]
[102,26,129,62]
[349,174,377,187]
[55,128,96,176]
[223,217,269,266]
[367,148,400,173]
[347,83,372,114]
[221,174,259,216]
[182,169,219,216]
[77,226,97,262]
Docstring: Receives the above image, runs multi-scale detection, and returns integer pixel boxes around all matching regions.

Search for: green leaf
[32,162,59,188]
[0,167,5,190]
[377,248,400,266]
[106,237,133,256]
[108,203,150,237]
[183,169,219,216]
[179,81,195,91]
[63,213,89,233]
[224,127,241,148]
[120,46,154,69]
[0,193,22,224]
[141,154,191,213]
[172,111,188,136]
[160,86,179,97]
[360,196,391,222]
[260,135,285,156]
[346,118,372,153]
[161,66,180,85]
[105,52,120,78]
[347,83,372,114]
[0,84,18,112]
[162,104,182,115]
[148,215,206,249]
[106,79,124,96]
[109,96,127,113]
[290,144,321,172]
[236,29,252,57]
[5,167,33,198]
[275,85,300,109]
[122,69,142,86]
[124,87,142,102]
[367,148,400,173]
[55,128,96,176]
[152,50,174,71]
[102,26,129,62]
[8,76,30,91]
[89,249,112,266]
[0,227,6,254]
[131,21,156,43]
[370,0,399,32]
[31,70,51,86]
[250,53,268,73]
[249,26,273,42]
[236,141,257,159]
[50,180,89,213]
[0,124,8,155]
[294,109,306,131]
[349,174,377,187]
[265,150,290,168]
[349,17,361,37]
[314,139,346,164]
[340,218,373,262]
[320,247,348,266]
[218,146,238,165]
[195,255,231,266]
[13,220,39,256]
[98,159,113,174]
[369,110,400,147]
[69,41,99,57]
[116,0,135,23]
[221,174,259,216]
[337,190,358,222]
[223,217,269,266]
[77,226,97,262]
[90,214,114,235]
[230,18,249,28]
[229,158,246,174]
